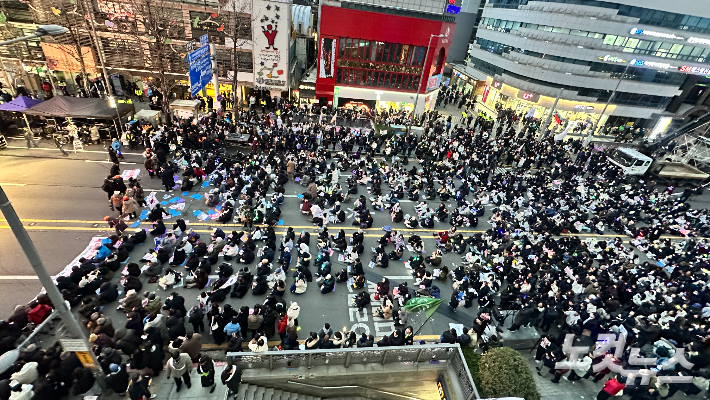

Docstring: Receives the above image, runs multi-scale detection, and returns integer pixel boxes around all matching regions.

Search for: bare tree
[223,0,253,111]
[29,0,93,95]
[121,0,185,119]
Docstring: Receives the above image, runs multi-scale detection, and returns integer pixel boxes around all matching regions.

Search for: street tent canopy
[0,95,43,112]
[23,96,134,119]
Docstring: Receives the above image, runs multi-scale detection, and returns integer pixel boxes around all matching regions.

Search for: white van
[608,147,653,176]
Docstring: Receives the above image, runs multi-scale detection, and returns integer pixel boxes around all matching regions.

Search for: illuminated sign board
[688,37,710,46]
[446,4,461,14]
[598,55,626,63]
[574,105,595,110]
[491,80,503,89]
[630,28,684,40]
[630,59,673,69]
[679,65,710,75]
[516,90,540,103]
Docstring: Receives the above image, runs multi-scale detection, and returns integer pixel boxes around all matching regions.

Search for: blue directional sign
[188,46,212,96]
[200,34,209,47]
[187,45,210,64]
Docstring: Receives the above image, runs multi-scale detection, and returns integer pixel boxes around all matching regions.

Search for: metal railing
[227,343,479,400]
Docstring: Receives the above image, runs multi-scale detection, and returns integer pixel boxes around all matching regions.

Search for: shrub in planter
[477,347,541,400]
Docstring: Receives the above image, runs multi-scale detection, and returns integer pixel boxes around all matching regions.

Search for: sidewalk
[69,365,231,400]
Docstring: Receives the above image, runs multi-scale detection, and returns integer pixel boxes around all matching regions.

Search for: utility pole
[591,62,630,136]
[540,87,563,140]
[210,42,221,113]
[0,186,106,390]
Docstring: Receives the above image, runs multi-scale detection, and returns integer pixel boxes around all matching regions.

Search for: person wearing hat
[89,332,115,354]
[106,363,129,395]
[166,351,193,392]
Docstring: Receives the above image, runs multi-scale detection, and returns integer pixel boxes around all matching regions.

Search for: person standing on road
[166,351,193,392]
[287,158,296,181]
[24,130,37,149]
[112,138,125,160]
[54,134,68,156]
[160,164,175,192]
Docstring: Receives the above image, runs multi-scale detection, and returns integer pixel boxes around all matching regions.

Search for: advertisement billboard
[427,73,442,91]
[319,37,335,79]
[41,43,97,74]
[252,0,290,92]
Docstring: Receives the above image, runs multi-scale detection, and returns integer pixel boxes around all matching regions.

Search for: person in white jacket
[248,336,268,352]
[166,351,193,392]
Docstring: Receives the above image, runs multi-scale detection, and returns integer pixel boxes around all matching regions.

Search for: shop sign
[679,65,710,75]
[437,381,447,400]
[299,84,315,90]
[482,85,490,103]
[110,74,124,96]
[630,59,673,69]
[598,55,626,63]
[252,0,289,91]
[688,37,710,46]
[630,28,684,41]
[516,90,539,103]
[427,74,442,91]
[574,105,594,110]
[491,80,503,90]
[446,4,461,14]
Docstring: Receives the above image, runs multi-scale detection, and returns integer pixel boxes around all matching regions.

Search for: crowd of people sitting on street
[1,87,710,400]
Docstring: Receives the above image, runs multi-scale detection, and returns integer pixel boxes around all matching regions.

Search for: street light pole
[0,186,107,389]
[591,61,630,136]
[0,24,106,390]
[410,33,443,133]
[540,87,563,140]
[0,25,68,46]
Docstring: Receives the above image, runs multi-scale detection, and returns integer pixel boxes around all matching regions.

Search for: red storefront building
[316,4,456,114]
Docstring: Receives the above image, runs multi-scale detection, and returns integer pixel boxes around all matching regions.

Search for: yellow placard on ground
[75,351,96,368]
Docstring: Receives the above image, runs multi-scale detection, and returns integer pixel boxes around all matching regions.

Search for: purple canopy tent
[0,95,44,112]
[0,95,44,135]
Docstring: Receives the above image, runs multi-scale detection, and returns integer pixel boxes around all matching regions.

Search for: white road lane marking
[0,276,40,280]
[6,144,142,156]
[84,160,138,165]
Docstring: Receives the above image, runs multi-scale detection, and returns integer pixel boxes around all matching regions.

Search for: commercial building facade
[454,0,710,132]
[0,0,294,107]
[315,0,456,114]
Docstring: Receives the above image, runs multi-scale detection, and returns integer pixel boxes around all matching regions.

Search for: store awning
[452,64,486,81]
[23,96,134,119]
[0,95,43,112]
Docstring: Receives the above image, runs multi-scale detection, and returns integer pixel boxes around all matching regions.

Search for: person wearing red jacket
[596,376,625,400]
